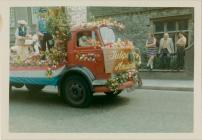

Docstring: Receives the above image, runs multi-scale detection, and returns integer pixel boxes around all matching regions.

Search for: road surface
[9,86,193,133]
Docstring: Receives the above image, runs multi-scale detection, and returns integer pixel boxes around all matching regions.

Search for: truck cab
[59,24,135,107]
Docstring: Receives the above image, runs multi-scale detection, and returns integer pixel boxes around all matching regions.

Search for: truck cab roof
[70,24,109,32]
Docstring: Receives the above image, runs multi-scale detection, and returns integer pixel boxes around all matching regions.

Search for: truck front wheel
[62,75,92,107]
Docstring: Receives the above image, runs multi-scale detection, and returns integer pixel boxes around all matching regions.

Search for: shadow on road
[9,89,130,109]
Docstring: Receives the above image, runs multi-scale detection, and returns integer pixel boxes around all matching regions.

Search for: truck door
[73,30,105,79]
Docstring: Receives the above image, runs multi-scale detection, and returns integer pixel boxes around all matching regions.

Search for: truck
[10,22,137,107]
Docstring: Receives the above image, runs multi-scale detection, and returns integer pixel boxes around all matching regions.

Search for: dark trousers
[160,48,170,69]
[136,67,142,86]
[177,46,185,69]
[40,32,54,51]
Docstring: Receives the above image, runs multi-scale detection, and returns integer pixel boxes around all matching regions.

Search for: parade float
[10,17,140,107]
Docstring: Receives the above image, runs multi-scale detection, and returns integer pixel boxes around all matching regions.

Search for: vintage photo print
[0,0,202,140]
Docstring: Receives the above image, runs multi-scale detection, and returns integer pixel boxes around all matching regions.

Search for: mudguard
[58,66,96,92]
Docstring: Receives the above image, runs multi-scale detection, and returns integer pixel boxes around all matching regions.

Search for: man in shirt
[159,33,175,69]
[37,8,54,51]
[176,32,187,69]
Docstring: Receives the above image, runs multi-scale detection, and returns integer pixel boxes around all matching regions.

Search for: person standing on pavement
[145,33,157,70]
[176,32,187,70]
[37,8,54,52]
[159,33,175,69]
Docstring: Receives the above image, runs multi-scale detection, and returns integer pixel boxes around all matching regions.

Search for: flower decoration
[10,45,67,78]
[79,18,125,31]
[75,53,96,62]
[46,67,53,78]
[106,72,130,93]
[105,38,134,49]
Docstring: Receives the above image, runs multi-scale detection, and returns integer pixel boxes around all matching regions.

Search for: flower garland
[105,50,142,92]
[106,72,129,93]
[75,53,96,62]
[46,67,53,78]
[79,18,125,31]
[104,38,134,49]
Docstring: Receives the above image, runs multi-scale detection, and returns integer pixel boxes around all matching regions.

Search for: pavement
[138,79,193,91]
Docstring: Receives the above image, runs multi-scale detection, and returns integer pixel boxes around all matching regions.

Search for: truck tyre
[9,84,12,94]
[12,83,24,88]
[25,84,45,92]
[62,75,92,107]
[105,90,122,97]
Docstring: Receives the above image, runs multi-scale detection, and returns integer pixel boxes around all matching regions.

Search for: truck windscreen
[100,26,116,45]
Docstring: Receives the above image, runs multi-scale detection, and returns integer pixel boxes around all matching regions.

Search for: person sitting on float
[15,20,28,46]
[15,20,31,60]
[79,32,93,47]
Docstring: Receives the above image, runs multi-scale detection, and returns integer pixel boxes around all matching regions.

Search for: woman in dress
[145,33,157,70]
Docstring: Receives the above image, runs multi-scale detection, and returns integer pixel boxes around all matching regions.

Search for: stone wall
[69,7,87,26]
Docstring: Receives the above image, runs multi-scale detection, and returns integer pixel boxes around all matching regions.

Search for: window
[153,17,189,48]
[178,19,188,30]
[10,8,16,27]
[77,31,97,47]
[167,21,176,31]
[153,18,189,33]
[154,21,164,32]
[31,7,40,24]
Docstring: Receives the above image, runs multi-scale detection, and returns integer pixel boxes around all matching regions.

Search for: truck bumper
[94,80,135,93]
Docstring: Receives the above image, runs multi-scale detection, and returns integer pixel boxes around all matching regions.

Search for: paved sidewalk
[139,79,193,91]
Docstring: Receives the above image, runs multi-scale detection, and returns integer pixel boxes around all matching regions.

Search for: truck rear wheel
[9,84,12,94]
[62,75,92,107]
[25,84,45,92]
[12,83,24,88]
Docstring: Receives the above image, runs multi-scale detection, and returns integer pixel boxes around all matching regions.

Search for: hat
[18,20,27,25]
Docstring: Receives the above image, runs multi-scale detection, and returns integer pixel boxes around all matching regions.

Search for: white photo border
[0,0,201,140]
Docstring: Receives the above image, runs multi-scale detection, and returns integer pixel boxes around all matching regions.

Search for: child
[32,34,40,55]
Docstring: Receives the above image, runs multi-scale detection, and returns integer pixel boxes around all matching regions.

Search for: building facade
[87,7,194,78]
